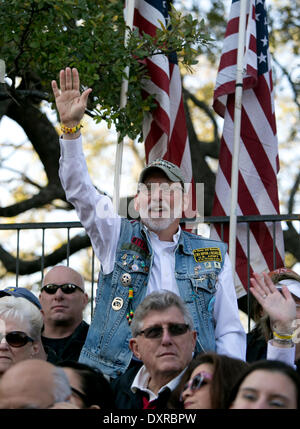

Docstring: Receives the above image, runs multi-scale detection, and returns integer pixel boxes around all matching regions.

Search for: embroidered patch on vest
[121,242,149,257]
[131,236,148,252]
[193,247,222,263]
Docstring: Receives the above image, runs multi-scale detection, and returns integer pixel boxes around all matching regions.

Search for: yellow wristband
[273,331,293,341]
[61,123,83,134]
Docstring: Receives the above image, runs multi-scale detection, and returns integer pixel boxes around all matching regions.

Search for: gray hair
[130,290,194,337]
[0,296,43,340]
[52,367,72,403]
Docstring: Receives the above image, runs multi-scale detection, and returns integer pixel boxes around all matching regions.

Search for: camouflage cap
[138,159,186,187]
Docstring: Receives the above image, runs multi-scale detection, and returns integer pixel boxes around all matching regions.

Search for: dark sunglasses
[137,323,190,339]
[0,331,34,348]
[41,283,84,295]
[181,371,213,400]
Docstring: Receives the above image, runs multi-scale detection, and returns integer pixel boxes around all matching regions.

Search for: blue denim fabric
[79,219,227,378]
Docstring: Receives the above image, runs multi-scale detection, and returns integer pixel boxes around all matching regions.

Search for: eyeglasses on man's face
[41,283,84,295]
[137,323,190,339]
[0,331,34,347]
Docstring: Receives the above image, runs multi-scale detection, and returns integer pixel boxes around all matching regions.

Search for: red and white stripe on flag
[133,0,196,226]
[211,0,285,298]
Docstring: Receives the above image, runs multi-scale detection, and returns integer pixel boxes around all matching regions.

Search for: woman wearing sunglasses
[0,296,44,377]
[168,352,249,409]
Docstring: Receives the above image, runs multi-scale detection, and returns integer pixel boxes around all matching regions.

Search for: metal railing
[0,214,299,322]
[0,221,97,318]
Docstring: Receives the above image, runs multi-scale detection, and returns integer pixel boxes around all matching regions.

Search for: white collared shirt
[59,136,246,361]
[131,365,186,402]
[146,228,181,295]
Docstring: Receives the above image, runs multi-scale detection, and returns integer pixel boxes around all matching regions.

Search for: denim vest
[79,218,227,378]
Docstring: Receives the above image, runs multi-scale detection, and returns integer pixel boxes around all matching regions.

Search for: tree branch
[0,184,65,217]
[0,233,91,275]
[0,89,49,101]
[13,2,36,76]
[288,171,300,214]
[0,165,43,190]
[183,87,220,214]
[273,56,300,115]
[283,225,300,261]
[6,100,61,183]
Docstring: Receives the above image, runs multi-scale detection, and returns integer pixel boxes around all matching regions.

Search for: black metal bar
[247,222,251,333]
[66,228,70,266]
[272,221,277,269]
[220,222,224,241]
[41,228,45,283]
[204,214,300,223]
[91,250,95,318]
[0,222,83,230]
[16,230,20,287]
[0,214,299,230]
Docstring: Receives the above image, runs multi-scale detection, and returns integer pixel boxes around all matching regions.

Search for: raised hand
[250,272,296,333]
[51,67,92,127]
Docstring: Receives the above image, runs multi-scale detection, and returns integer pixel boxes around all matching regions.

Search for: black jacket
[246,328,267,362]
[42,320,89,364]
[111,361,171,409]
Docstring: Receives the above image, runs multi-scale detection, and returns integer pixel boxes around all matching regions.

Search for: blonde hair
[0,296,43,340]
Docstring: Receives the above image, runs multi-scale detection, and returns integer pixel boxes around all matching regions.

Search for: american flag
[133,0,196,225]
[211,0,285,298]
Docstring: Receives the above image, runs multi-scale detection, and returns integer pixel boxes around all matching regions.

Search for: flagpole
[0,59,5,84]
[229,0,248,277]
[113,0,135,214]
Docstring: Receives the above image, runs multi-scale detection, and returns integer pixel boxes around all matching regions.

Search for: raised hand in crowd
[51,67,92,134]
[250,272,296,338]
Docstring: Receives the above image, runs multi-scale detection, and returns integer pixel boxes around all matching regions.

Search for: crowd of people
[1,273,300,410]
[0,67,299,410]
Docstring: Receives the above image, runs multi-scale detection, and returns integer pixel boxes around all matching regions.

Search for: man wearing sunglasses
[39,265,89,364]
[111,291,197,409]
[53,67,246,378]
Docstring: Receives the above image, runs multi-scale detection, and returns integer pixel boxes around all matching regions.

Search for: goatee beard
[141,216,175,233]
